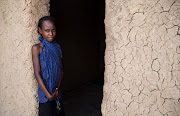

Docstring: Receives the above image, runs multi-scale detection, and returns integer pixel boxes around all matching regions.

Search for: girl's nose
[49,31,53,35]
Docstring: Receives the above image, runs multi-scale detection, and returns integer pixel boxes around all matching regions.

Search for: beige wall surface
[102,0,180,115]
[0,0,49,115]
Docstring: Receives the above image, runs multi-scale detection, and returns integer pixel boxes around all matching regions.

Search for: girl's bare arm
[57,59,64,89]
[32,44,58,99]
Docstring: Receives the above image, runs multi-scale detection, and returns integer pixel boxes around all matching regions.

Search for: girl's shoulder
[32,42,42,54]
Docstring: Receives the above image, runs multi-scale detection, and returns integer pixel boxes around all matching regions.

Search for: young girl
[32,16,65,116]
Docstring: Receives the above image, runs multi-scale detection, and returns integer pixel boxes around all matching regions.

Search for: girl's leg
[39,100,57,116]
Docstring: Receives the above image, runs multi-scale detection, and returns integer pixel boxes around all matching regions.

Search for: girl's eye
[45,30,50,32]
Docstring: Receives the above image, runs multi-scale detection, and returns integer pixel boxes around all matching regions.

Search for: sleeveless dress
[38,36,62,103]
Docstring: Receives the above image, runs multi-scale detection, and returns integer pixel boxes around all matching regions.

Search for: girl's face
[39,20,56,42]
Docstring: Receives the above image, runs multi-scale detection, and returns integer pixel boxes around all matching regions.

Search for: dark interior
[50,0,105,115]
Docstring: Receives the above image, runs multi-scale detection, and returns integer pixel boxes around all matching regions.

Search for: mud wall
[102,0,180,115]
[0,0,49,115]
[0,0,180,116]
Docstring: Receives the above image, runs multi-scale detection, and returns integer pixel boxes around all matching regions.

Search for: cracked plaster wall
[102,0,180,116]
[0,0,49,115]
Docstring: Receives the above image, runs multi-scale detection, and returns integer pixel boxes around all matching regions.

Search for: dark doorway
[50,0,105,115]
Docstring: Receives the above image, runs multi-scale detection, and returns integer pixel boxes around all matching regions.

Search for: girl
[32,16,65,116]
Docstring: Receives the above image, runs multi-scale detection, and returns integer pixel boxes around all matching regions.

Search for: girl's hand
[47,88,58,99]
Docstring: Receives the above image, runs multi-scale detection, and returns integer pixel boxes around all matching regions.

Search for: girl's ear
[38,27,42,34]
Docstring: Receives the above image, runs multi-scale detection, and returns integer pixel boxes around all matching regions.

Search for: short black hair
[37,16,56,34]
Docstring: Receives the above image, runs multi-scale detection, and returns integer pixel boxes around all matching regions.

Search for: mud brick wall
[102,0,180,115]
[0,0,49,115]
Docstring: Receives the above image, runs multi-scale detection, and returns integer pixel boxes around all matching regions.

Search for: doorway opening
[50,0,105,115]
